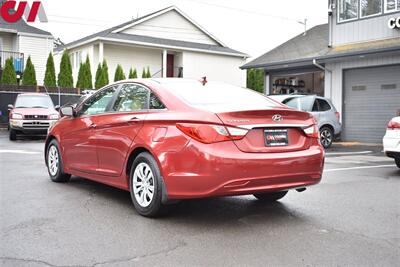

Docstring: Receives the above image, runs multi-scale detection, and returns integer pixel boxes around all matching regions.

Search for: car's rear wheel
[46,139,71,183]
[395,158,400,168]
[320,126,333,148]
[9,129,17,141]
[253,191,288,202]
[129,152,164,217]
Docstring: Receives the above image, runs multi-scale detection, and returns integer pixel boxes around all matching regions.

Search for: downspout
[313,59,332,99]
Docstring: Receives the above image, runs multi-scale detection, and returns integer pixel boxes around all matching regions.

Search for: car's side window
[312,100,319,112]
[149,93,166,109]
[79,86,117,116]
[112,84,149,112]
[317,99,331,111]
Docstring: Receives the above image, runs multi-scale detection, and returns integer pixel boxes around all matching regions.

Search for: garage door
[343,64,400,143]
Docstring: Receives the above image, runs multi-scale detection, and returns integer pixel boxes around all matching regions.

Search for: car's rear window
[163,81,279,112]
[15,95,54,109]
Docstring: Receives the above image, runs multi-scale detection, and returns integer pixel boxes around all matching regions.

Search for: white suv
[383,116,400,168]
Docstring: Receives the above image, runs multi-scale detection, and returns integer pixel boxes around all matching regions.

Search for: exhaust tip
[296,187,306,192]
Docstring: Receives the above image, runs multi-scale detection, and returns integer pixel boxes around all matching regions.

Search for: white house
[0,17,54,84]
[54,6,248,87]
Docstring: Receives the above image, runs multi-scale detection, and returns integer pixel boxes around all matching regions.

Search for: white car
[383,116,400,168]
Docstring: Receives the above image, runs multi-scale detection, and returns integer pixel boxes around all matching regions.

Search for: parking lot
[0,130,399,267]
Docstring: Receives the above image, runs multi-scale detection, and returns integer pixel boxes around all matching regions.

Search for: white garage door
[343,65,400,143]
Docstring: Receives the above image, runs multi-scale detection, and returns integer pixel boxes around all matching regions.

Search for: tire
[320,126,334,149]
[253,191,288,202]
[46,139,71,183]
[9,129,17,141]
[396,158,400,169]
[129,152,165,217]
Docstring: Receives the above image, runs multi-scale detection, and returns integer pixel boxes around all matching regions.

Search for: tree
[141,67,146,78]
[102,59,109,85]
[129,67,138,79]
[247,69,264,93]
[94,63,104,89]
[58,50,73,87]
[83,55,92,89]
[44,53,56,87]
[1,58,17,85]
[76,63,84,88]
[146,67,151,78]
[21,56,37,86]
[114,64,126,82]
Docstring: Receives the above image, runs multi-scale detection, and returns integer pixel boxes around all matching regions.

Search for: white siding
[0,32,17,51]
[18,35,53,85]
[324,54,400,120]
[182,51,246,87]
[103,43,162,81]
[121,10,218,45]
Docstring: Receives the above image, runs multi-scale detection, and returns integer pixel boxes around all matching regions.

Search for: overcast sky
[32,0,327,60]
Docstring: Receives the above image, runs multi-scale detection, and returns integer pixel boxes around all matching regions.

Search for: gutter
[313,59,332,99]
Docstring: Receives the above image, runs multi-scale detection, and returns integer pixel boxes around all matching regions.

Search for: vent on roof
[381,84,397,90]
[352,85,366,91]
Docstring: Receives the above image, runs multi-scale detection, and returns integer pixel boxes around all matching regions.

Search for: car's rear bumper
[161,140,324,199]
[383,130,400,158]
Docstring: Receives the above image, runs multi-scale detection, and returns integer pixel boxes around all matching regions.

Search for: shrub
[114,64,126,82]
[83,55,92,89]
[1,58,17,85]
[102,59,109,85]
[76,62,84,88]
[95,63,105,89]
[146,67,151,78]
[44,53,56,87]
[58,50,73,87]
[129,67,138,79]
[246,69,264,93]
[141,67,146,78]
[21,56,37,86]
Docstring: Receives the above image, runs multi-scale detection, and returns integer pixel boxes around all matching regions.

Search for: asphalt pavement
[0,130,399,267]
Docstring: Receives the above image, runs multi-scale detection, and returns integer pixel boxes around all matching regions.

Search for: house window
[74,51,82,69]
[384,0,400,12]
[338,0,359,22]
[360,0,382,17]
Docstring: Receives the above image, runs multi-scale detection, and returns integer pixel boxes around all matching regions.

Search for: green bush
[114,64,126,82]
[102,59,109,85]
[83,55,92,89]
[246,69,264,93]
[141,67,146,78]
[129,67,138,79]
[95,63,105,89]
[76,63,84,88]
[1,58,17,85]
[44,53,56,87]
[21,56,37,86]
[58,50,73,87]
[146,67,151,78]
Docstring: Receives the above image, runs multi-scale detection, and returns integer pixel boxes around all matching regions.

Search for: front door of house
[167,54,174,77]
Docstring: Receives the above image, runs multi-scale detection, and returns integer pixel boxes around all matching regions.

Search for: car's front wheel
[129,152,164,217]
[320,126,333,148]
[395,158,400,169]
[46,139,71,182]
[253,191,288,202]
[9,129,17,141]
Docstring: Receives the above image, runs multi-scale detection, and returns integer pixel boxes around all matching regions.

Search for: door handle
[128,117,140,123]
[90,123,97,129]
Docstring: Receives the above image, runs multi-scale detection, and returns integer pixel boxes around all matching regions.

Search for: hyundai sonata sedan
[45,79,324,217]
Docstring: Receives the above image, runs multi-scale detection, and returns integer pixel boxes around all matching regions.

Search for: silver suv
[269,95,342,148]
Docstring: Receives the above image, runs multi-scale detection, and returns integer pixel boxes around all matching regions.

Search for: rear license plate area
[264,129,289,146]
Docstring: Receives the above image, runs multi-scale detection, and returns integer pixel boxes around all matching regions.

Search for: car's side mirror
[54,105,60,111]
[60,106,75,117]
[7,104,13,110]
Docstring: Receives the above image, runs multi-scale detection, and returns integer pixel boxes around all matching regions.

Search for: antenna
[298,18,307,35]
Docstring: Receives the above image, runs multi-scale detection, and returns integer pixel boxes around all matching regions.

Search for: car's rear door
[62,86,117,173]
[91,83,150,177]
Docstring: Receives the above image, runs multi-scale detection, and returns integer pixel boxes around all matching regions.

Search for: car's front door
[92,83,152,177]
[62,86,117,173]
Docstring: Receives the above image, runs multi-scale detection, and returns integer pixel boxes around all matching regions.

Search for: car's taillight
[303,124,319,138]
[387,119,400,130]
[335,111,340,121]
[176,123,248,144]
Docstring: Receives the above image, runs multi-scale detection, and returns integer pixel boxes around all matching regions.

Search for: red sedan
[45,79,324,217]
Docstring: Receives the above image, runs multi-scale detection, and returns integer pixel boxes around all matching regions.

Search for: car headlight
[11,113,23,119]
[49,114,60,120]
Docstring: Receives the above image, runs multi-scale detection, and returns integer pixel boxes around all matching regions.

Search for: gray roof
[242,23,400,69]
[55,6,247,57]
[242,24,329,69]
[0,17,52,36]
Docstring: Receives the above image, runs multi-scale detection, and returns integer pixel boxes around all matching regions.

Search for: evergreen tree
[114,64,126,82]
[146,67,151,78]
[246,69,264,93]
[21,56,37,86]
[102,59,109,85]
[58,50,73,87]
[94,63,103,89]
[83,55,92,89]
[76,63,84,88]
[141,67,146,78]
[44,53,56,87]
[129,67,138,79]
[1,58,17,85]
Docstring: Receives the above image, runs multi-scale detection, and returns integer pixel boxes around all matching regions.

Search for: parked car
[269,95,341,148]
[8,93,60,140]
[45,79,324,217]
[383,116,400,168]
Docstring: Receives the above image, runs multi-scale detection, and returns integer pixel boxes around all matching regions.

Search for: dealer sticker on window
[264,129,289,146]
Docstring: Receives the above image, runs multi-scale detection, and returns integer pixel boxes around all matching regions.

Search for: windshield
[283,96,315,112]
[15,95,54,109]
[163,81,279,112]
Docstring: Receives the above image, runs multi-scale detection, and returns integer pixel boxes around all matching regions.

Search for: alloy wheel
[48,145,59,176]
[320,129,332,148]
[132,162,155,208]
